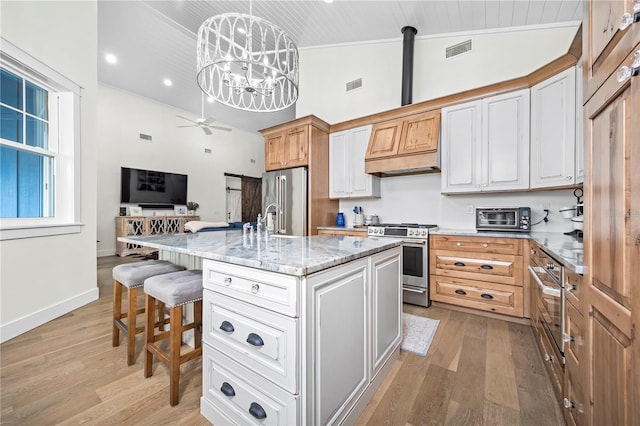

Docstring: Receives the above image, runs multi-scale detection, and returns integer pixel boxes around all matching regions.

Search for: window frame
[0,37,83,240]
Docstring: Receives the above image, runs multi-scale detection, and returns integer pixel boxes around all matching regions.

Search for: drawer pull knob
[481,293,494,299]
[482,243,488,248]
[563,397,575,409]
[220,382,236,397]
[456,242,461,246]
[224,277,232,286]
[219,321,235,333]
[249,402,267,420]
[454,262,466,267]
[544,353,553,362]
[455,289,467,295]
[563,332,575,343]
[481,264,493,270]
[247,332,264,347]
[251,283,260,294]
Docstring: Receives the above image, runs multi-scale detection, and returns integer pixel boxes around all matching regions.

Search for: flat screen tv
[120,167,187,205]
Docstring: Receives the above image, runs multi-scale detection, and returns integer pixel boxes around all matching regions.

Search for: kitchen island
[118,231,403,425]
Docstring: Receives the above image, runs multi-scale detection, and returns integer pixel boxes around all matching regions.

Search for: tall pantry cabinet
[583,0,640,424]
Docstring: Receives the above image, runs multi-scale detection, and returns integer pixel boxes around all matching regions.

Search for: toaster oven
[476,207,531,232]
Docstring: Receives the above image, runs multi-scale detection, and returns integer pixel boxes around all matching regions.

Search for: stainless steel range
[368,223,438,307]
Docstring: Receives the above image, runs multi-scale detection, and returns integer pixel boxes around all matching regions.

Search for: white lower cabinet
[201,246,402,426]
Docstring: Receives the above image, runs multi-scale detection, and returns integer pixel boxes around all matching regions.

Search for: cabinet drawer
[431,235,523,255]
[203,291,298,393]
[430,275,524,317]
[564,360,586,426]
[202,345,299,426]
[203,259,299,317]
[564,268,583,312]
[565,301,584,373]
[431,250,523,285]
[534,306,563,401]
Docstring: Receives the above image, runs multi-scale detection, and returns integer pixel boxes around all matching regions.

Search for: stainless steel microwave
[476,207,531,232]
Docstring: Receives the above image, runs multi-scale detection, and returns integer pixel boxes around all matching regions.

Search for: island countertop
[118,232,401,276]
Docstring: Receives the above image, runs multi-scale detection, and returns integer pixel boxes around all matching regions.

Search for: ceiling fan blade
[202,117,216,125]
[176,115,198,124]
[208,125,232,132]
[177,125,198,128]
[202,127,213,135]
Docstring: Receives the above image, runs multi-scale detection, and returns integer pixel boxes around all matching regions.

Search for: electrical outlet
[466,205,474,214]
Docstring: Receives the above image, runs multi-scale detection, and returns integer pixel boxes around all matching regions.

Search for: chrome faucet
[262,203,282,234]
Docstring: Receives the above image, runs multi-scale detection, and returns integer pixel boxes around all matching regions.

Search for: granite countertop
[118,232,400,277]
[432,228,585,274]
[317,226,369,232]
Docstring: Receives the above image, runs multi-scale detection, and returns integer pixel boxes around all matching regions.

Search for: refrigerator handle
[280,175,287,234]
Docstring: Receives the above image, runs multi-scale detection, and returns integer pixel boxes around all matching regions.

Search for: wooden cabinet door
[530,66,577,188]
[365,118,403,159]
[441,100,482,193]
[265,132,285,171]
[482,88,530,191]
[585,0,640,98]
[584,43,639,425]
[398,111,440,155]
[283,126,308,168]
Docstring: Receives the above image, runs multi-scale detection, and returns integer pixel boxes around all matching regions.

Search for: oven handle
[403,286,426,294]
[528,266,561,297]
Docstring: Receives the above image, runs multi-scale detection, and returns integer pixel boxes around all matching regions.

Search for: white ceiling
[97,0,584,134]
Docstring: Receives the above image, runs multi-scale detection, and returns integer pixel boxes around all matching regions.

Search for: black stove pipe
[401,26,417,106]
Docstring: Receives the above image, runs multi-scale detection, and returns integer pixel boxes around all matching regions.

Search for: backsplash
[337,173,579,233]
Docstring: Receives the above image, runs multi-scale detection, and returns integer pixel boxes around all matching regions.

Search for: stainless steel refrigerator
[262,167,308,236]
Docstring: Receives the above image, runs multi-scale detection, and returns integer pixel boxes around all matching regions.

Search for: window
[1,67,54,218]
[0,37,82,239]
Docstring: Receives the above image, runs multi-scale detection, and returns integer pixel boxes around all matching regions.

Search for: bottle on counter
[336,212,345,227]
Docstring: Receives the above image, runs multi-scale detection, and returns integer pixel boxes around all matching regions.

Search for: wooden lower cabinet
[430,234,526,318]
[564,300,586,425]
[317,229,368,237]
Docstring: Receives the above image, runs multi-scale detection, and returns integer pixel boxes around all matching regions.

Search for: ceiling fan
[176,95,232,135]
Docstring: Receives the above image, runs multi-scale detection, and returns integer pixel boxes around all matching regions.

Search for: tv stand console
[115,215,199,257]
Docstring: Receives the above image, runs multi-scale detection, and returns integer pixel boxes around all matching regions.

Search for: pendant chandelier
[196,3,299,112]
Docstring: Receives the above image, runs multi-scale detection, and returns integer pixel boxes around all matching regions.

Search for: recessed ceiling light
[163,78,173,87]
[324,0,333,3]
[105,53,118,64]
[207,96,215,103]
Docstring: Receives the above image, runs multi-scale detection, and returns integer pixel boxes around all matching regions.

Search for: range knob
[421,230,427,237]
[408,229,415,236]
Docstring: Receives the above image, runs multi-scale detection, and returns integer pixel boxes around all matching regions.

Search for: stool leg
[194,300,203,350]
[112,280,122,347]
[169,305,183,406]
[127,287,138,366]
[144,294,155,378]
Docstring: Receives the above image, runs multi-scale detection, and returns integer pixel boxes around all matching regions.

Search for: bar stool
[112,260,185,365]
[143,269,203,406]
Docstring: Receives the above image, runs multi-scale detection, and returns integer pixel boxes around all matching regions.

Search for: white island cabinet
[200,244,401,425]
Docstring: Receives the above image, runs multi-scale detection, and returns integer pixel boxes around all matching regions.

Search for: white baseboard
[1,287,99,343]
[97,248,116,257]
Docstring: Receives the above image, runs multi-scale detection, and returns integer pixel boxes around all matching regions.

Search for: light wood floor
[1,255,564,425]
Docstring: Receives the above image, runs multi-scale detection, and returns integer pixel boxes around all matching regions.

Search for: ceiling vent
[139,133,152,141]
[346,78,362,92]
[446,39,472,58]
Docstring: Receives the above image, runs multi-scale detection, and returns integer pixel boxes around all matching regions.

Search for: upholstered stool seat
[143,269,203,406]
[112,260,185,365]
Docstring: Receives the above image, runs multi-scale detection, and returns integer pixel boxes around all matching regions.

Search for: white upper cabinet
[330,125,380,199]
[530,66,577,188]
[441,89,530,193]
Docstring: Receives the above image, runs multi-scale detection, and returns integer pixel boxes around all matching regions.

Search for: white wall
[96,84,265,257]
[297,24,580,123]
[297,23,581,231]
[0,1,98,341]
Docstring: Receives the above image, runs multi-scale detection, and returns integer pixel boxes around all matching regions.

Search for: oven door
[402,241,429,307]
[529,265,564,359]
[476,209,519,230]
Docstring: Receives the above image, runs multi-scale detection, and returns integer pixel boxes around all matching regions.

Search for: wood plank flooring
[1,256,564,425]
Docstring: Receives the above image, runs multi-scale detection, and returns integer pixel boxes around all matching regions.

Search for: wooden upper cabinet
[365,111,440,160]
[398,111,440,155]
[263,125,309,171]
[365,118,404,159]
[585,0,640,98]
